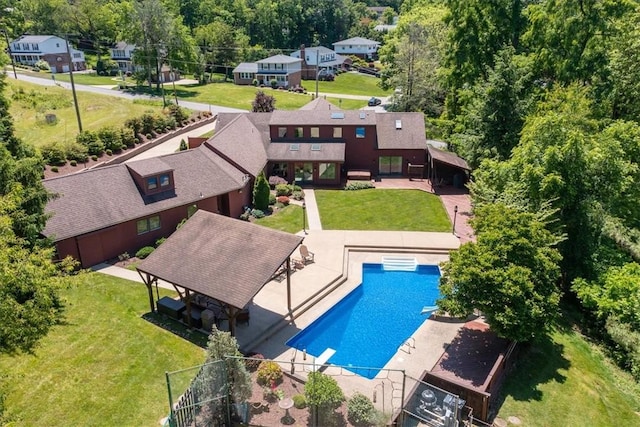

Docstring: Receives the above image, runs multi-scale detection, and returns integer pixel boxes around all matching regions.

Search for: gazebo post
[138,270,156,313]
[286,258,292,312]
[228,306,237,337]
[185,289,192,328]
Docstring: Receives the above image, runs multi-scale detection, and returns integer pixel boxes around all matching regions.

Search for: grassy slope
[497,320,640,426]
[0,273,205,427]
[314,189,450,231]
[8,79,163,148]
[316,72,391,97]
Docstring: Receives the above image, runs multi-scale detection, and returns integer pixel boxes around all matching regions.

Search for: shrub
[118,252,130,261]
[244,353,265,372]
[124,116,143,135]
[251,209,265,219]
[256,361,282,386]
[268,194,276,205]
[120,127,137,148]
[141,113,156,135]
[91,155,98,161]
[274,202,285,209]
[179,139,188,151]
[98,127,123,152]
[65,142,89,162]
[50,166,59,173]
[270,79,278,89]
[136,246,155,259]
[347,392,375,426]
[345,181,375,190]
[275,183,292,196]
[293,394,307,409]
[40,143,67,166]
[155,237,167,247]
[269,175,287,187]
[105,149,113,156]
[291,191,305,201]
[305,372,345,424]
[69,160,77,166]
[276,196,290,205]
[252,79,258,87]
[167,104,189,123]
[146,133,153,140]
[253,172,270,212]
[292,185,302,192]
[77,130,104,156]
[240,211,251,221]
[34,59,50,71]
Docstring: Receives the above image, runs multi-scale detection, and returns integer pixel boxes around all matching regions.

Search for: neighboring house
[110,42,137,73]
[42,98,429,267]
[332,37,381,60]
[8,35,86,73]
[290,45,352,79]
[232,55,302,88]
[374,24,397,32]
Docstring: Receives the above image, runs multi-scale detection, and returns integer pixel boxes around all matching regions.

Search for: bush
[91,155,98,161]
[141,113,156,135]
[240,211,251,221]
[50,166,59,173]
[105,149,113,156]
[120,127,137,148]
[293,394,307,409]
[347,392,375,426]
[252,79,258,87]
[98,127,123,152]
[136,246,155,259]
[146,133,153,140]
[244,353,265,372]
[118,252,130,261]
[34,59,50,71]
[65,142,89,162]
[274,202,285,209]
[345,181,375,190]
[251,209,265,219]
[69,160,77,167]
[270,79,278,89]
[276,196,290,205]
[77,130,104,156]
[179,139,188,151]
[291,190,305,201]
[268,194,276,205]
[275,183,292,196]
[124,116,143,135]
[269,175,288,187]
[305,372,345,424]
[155,237,167,247]
[40,143,67,166]
[256,361,283,386]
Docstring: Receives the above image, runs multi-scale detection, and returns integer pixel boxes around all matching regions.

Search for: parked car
[368,97,382,106]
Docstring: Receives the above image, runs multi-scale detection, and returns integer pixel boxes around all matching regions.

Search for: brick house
[43,98,428,267]
[9,35,86,73]
[290,45,352,80]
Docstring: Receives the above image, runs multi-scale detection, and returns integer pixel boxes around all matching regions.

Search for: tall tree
[438,204,562,343]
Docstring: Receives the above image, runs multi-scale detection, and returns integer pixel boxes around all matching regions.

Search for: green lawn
[8,79,164,148]
[316,72,391,97]
[0,273,205,427]
[314,189,451,231]
[253,204,305,234]
[497,314,640,426]
[16,68,131,86]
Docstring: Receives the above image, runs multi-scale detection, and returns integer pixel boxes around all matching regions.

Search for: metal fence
[166,357,471,427]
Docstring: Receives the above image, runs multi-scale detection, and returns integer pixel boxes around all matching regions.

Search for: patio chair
[300,245,315,264]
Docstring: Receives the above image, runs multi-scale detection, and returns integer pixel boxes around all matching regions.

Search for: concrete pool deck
[227,229,466,415]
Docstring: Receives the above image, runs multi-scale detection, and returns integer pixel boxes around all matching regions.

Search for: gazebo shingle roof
[137,210,304,309]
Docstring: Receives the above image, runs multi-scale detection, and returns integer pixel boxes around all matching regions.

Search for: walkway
[302,189,322,230]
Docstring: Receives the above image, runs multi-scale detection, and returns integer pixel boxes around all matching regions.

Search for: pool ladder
[400,337,415,354]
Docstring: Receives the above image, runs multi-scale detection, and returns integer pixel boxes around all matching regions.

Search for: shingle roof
[137,210,304,309]
[216,113,272,149]
[204,115,267,177]
[427,146,471,171]
[375,113,427,150]
[291,46,335,58]
[11,35,57,44]
[298,98,341,111]
[43,149,245,241]
[270,109,377,126]
[257,55,303,64]
[126,157,172,177]
[332,37,380,46]
[267,142,345,162]
[233,62,258,73]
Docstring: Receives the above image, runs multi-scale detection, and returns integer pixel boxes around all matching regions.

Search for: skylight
[395,120,402,129]
[311,144,321,151]
[331,112,345,119]
[289,144,300,151]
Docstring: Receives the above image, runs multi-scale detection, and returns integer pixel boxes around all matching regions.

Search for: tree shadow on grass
[493,331,570,413]
[142,312,208,348]
[125,86,200,99]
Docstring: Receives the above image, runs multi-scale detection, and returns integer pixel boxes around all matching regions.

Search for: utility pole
[65,35,83,132]
[2,29,17,79]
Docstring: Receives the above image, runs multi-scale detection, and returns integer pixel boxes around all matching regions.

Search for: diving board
[307,348,336,372]
[421,305,438,315]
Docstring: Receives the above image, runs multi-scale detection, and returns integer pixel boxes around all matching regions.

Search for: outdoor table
[278,397,295,425]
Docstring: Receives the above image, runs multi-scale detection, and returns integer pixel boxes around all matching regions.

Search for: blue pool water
[286,263,441,379]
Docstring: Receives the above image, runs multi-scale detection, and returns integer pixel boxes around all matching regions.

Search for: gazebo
[426,145,471,189]
[137,210,304,336]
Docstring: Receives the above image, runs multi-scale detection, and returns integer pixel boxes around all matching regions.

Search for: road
[6,73,247,114]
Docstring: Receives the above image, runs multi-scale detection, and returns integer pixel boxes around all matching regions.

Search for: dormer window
[160,174,170,187]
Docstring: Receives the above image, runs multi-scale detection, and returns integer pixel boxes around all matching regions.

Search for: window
[356,127,365,138]
[160,174,170,187]
[310,127,319,138]
[278,127,287,138]
[333,127,342,138]
[295,127,304,138]
[147,177,158,190]
[240,72,253,79]
[187,204,198,218]
[137,216,161,235]
[319,163,336,179]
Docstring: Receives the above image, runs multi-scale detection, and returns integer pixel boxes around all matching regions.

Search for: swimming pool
[286,263,441,379]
